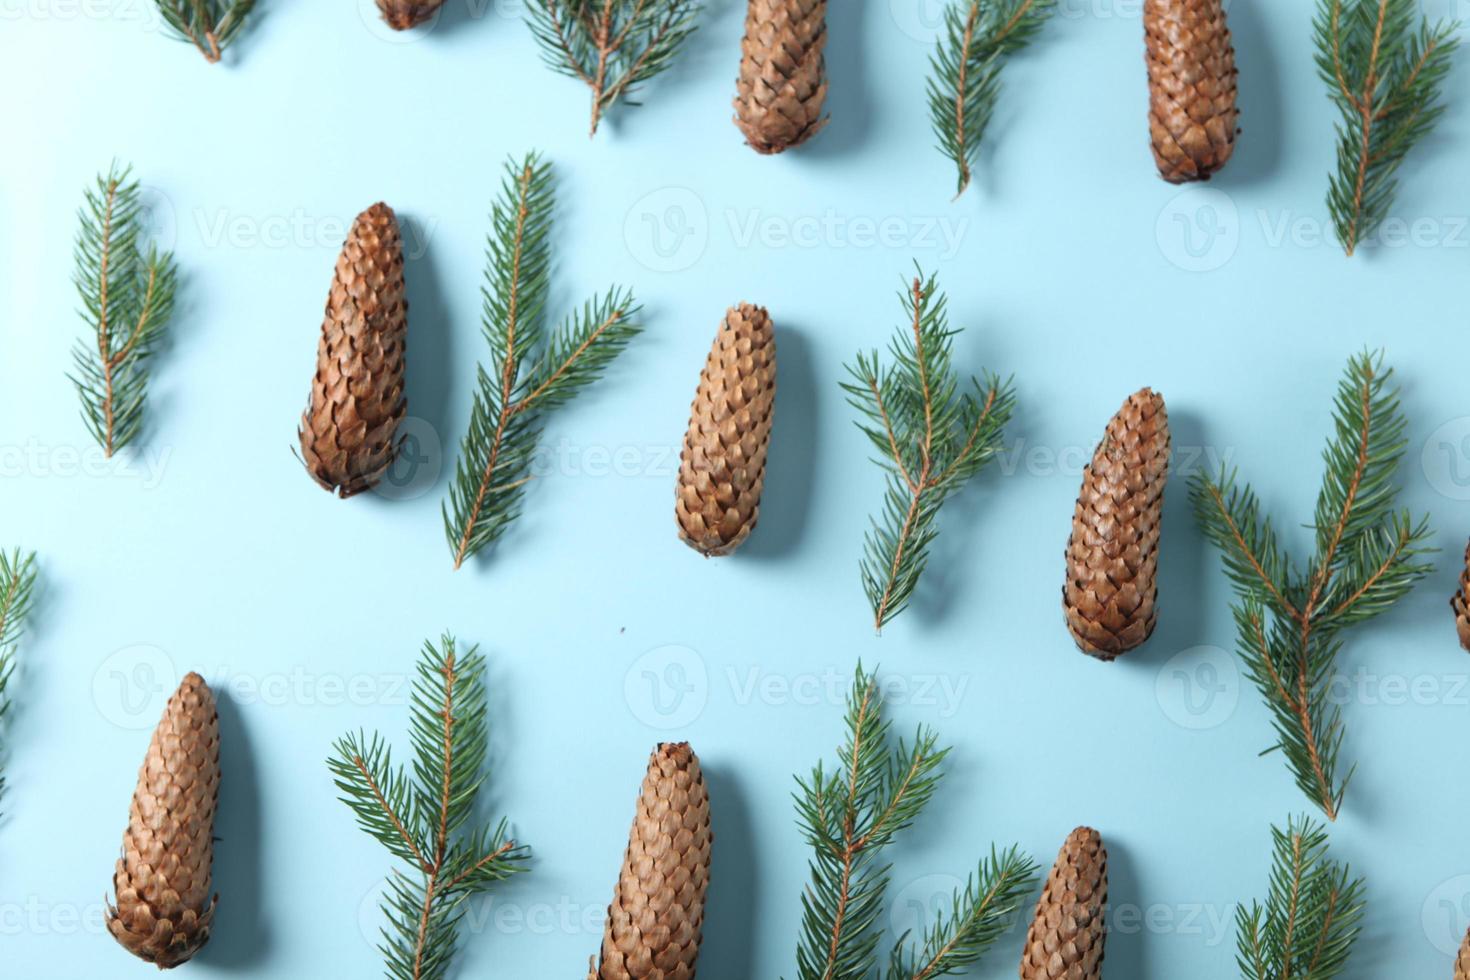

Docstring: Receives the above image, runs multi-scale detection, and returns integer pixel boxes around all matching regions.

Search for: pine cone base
[377,0,444,29]
[591,743,712,980]
[1020,826,1108,980]
[1145,0,1239,182]
[676,304,776,556]
[299,202,408,498]
[106,673,220,969]
[1063,388,1170,660]
[734,0,829,154]
[1451,539,1470,651]
[1455,924,1470,979]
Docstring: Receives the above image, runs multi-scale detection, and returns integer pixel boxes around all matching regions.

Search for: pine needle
[0,550,39,814]
[1189,350,1434,819]
[1313,0,1460,255]
[526,0,702,136]
[790,664,1039,980]
[327,635,529,980]
[927,0,1055,198]
[1235,816,1365,980]
[154,0,256,62]
[841,266,1016,631]
[443,152,642,569]
[69,162,179,457]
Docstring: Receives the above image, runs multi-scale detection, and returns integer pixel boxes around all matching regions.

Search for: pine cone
[675,304,776,556]
[1451,539,1470,651]
[1456,925,1470,980]
[1144,0,1239,183]
[106,673,220,969]
[1020,827,1108,980]
[298,202,407,498]
[377,0,443,29]
[733,0,828,154]
[1063,388,1170,661]
[589,743,712,980]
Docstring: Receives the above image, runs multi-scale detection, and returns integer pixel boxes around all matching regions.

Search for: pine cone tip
[1021,826,1108,980]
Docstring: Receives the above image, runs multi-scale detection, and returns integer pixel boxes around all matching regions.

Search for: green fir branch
[1313,0,1460,255]
[841,267,1016,631]
[790,664,1038,980]
[69,162,179,457]
[328,635,529,980]
[927,0,1055,197]
[526,0,701,136]
[154,0,256,62]
[0,550,38,813]
[443,153,642,569]
[1190,351,1434,819]
[1235,816,1365,980]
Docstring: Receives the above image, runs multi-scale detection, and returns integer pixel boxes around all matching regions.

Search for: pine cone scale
[592,743,712,980]
[107,672,220,969]
[299,202,408,498]
[677,304,776,556]
[1145,0,1238,182]
[1021,827,1108,980]
[1064,388,1170,660]
[734,0,829,153]
[1451,540,1470,651]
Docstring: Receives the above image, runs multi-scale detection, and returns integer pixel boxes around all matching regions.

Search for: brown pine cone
[733,0,828,154]
[298,202,407,498]
[1451,539,1470,651]
[675,304,776,556]
[377,0,443,29]
[1144,0,1239,183]
[1063,388,1170,661]
[589,743,712,980]
[1020,827,1108,980]
[1456,924,1470,979]
[106,672,220,969]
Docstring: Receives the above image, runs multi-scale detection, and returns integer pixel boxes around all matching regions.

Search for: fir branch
[791,664,1038,980]
[0,550,38,813]
[328,635,528,980]
[154,0,256,62]
[841,267,1016,631]
[443,153,642,569]
[526,0,701,136]
[927,0,1055,197]
[1190,351,1434,819]
[1313,0,1460,255]
[69,162,179,458]
[1235,816,1365,980]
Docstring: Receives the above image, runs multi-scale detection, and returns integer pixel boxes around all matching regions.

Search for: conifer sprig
[928,0,1055,197]
[154,0,256,62]
[1190,351,1434,819]
[328,635,528,980]
[70,162,179,458]
[842,268,1016,631]
[791,664,1039,980]
[1313,0,1460,256]
[1235,816,1365,980]
[0,550,38,812]
[444,153,641,569]
[526,0,701,137]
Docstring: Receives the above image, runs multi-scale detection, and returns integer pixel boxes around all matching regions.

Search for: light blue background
[3,0,1470,976]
